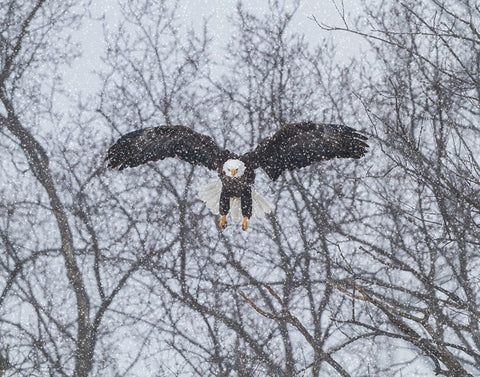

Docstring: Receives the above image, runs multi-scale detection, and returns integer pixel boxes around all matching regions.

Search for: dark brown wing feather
[105,126,233,171]
[242,122,369,181]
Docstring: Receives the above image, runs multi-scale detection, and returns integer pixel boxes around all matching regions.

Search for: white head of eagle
[105,122,368,231]
[223,159,245,178]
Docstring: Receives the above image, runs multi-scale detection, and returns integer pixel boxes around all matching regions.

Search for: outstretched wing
[242,122,368,181]
[105,126,232,171]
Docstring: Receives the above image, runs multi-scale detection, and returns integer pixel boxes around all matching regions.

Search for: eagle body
[105,122,368,230]
[218,160,255,219]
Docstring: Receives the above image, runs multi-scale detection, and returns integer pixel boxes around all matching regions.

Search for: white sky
[64,0,365,97]
[177,0,364,48]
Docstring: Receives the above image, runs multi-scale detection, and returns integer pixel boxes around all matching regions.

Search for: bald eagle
[105,122,368,230]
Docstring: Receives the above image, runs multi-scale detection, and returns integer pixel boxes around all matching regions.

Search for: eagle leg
[240,190,251,232]
[242,217,248,231]
[219,215,227,229]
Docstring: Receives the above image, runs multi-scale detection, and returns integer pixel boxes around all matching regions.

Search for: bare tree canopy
[0,0,478,376]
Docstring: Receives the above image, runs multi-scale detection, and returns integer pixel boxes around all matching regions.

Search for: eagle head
[223,159,245,178]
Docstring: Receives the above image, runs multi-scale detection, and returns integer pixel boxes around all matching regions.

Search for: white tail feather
[197,180,222,215]
[230,197,242,222]
[197,179,273,223]
[251,188,274,221]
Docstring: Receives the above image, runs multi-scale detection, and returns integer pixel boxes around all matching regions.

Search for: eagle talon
[242,217,248,231]
[219,215,227,229]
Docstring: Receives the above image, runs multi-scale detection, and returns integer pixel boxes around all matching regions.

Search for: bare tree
[0,2,95,375]
[0,1,166,376]
[4,0,477,376]
[316,0,480,375]
[96,1,373,376]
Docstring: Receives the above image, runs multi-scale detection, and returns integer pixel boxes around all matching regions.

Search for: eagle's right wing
[105,126,232,171]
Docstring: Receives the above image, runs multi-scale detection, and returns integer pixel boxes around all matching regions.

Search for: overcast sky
[65,0,365,97]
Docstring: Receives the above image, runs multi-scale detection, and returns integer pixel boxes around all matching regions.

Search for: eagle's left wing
[105,126,232,171]
[241,122,368,181]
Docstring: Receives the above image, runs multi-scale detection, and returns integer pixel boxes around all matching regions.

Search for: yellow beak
[231,169,236,177]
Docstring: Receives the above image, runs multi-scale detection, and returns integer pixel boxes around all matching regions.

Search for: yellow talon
[242,217,248,231]
[219,215,227,229]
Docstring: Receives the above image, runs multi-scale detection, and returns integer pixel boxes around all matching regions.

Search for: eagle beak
[231,169,236,177]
